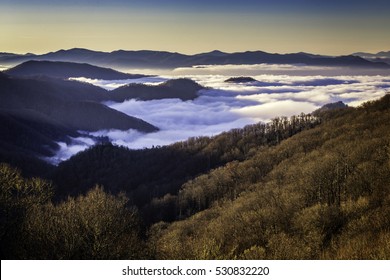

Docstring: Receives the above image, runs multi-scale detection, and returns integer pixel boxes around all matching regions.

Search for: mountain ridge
[1,48,389,69]
[353,50,390,65]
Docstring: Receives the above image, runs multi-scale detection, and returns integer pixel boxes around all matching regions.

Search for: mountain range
[1,48,389,69]
[353,51,390,65]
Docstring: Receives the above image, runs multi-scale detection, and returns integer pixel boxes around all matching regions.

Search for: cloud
[47,66,390,163]
[232,100,317,120]
[173,64,333,76]
[46,136,95,165]
[69,76,168,90]
[172,64,390,76]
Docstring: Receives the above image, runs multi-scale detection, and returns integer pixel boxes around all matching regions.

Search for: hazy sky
[1,0,390,55]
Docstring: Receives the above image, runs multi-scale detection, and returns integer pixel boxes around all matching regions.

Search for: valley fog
[49,64,390,163]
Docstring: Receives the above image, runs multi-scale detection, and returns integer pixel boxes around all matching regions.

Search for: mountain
[1,48,389,69]
[5,60,147,80]
[353,51,390,65]
[377,51,390,57]
[196,50,228,57]
[109,78,204,101]
[0,74,158,132]
[353,51,390,58]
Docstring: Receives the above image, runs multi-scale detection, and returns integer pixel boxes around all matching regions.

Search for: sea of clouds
[49,64,390,164]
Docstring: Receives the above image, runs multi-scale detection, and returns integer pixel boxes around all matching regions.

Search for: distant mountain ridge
[4,60,147,80]
[1,48,389,69]
[353,50,390,58]
[353,50,390,65]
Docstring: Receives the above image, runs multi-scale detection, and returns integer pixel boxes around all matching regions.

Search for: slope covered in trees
[52,112,319,219]
[0,94,389,259]
[153,94,390,259]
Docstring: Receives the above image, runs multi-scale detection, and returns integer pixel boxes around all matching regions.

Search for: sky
[1,0,390,55]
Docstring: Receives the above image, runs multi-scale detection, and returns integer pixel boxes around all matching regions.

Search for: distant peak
[209,50,225,55]
[197,50,227,56]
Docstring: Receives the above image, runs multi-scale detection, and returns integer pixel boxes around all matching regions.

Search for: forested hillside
[0,94,389,259]
[153,95,390,259]
[52,112,319,222]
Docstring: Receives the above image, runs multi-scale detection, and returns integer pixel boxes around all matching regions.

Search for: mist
[48,64,390,163]
[69,76,168,90]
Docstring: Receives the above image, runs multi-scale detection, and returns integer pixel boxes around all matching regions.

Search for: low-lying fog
[49,64,390,164]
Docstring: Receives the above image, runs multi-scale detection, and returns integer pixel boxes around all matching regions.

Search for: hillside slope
[153,95,390,259]
[51,113,319,208]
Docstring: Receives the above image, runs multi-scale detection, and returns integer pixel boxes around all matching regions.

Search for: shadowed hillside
[0,74,158,132]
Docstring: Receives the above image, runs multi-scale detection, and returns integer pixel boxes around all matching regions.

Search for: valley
[0,49,390,260]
